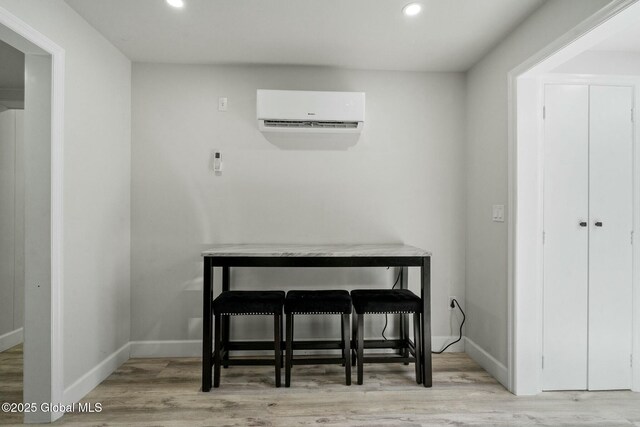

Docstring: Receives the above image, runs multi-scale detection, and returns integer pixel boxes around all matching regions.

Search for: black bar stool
[350,289,422,385]
[212,290,285,387]
[284,290,352,386]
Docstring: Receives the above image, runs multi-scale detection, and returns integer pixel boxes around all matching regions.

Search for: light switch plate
[218,97,228,111]
[492,205,505,222]
[212,150,222,175]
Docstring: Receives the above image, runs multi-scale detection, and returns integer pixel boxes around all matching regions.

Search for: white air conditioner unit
[257,90,365,134]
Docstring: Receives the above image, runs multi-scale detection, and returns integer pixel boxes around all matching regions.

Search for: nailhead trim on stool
[350,289,422,386]
[351,289,422,314]
[284,290,352,315]
[285,290,352,387]
[213,290,285,315]
[212,291,285,388]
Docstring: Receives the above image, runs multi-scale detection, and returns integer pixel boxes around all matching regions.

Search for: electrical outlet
[449,296,457,310]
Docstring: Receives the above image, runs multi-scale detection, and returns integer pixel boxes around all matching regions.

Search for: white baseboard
[0,327,23,352]
[63,342,130,405]
[130,340,202,358]
[129,335,465,359]
[464,337,508,388]
[432,335,465,353]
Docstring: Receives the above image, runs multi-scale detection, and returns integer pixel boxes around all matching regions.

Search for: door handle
[595,221,603,227]
[579,221,587,227]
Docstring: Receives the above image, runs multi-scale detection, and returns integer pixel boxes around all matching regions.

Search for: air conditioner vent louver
[263,120,359,129]
[257,90,365,135]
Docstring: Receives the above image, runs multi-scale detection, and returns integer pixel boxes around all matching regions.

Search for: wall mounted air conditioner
[257,89,365,134]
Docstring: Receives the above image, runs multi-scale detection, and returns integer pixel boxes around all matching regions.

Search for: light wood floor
[2,345,640,426]
[0,345,22,426]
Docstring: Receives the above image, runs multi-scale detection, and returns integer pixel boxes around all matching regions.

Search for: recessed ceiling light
[402,3,422,16]
[166,0,184,8]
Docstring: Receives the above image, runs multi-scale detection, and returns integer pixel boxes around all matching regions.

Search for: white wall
[0,109,23,346]
[0,109,16,337]
[552,50,640,75]
[131,64,466,351]
[0,0,131,395]
[465,0,612,378]
[13,108,23,341]
[23,52,53,420]
[0,109,24,351]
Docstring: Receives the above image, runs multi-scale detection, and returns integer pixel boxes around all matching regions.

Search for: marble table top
[201,244,430,257]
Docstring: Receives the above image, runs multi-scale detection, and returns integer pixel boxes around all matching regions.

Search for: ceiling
[591,22,640,53]
[64,0,544,72]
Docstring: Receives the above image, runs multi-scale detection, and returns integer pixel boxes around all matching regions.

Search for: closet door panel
[588,85,633,391]
[542,84,589,391]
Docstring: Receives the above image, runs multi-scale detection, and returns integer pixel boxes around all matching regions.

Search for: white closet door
[543,84,590,391]
[588,85,633,391]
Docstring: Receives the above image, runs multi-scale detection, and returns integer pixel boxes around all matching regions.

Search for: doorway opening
[509,0,640,395]
[0,9,65,423]
[0,37,25,425]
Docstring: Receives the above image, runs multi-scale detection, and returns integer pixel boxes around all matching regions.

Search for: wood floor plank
[1,345,639,426]
[0,344,23,426]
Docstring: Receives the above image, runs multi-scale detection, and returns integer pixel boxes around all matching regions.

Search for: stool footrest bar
[291,357,346,365]
[224,358,280,366]
[293,340,344,350]
[362,356,416,364]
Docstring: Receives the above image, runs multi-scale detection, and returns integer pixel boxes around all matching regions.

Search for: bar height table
[201,244,432,391]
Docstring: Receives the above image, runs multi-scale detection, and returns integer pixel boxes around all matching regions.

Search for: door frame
[539,76,638,391]
[507,0,640,395]
[0,5,65,423]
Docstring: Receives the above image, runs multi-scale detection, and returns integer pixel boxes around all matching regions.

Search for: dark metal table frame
[201,255,432,391]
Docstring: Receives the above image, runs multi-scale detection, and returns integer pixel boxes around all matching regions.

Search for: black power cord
[379,271,466,354]
[432,298,465,354]
[381,268,402,340]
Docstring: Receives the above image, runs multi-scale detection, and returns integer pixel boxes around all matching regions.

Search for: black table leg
[413,312,422,384]
[342,313,351,385]
[202,256,213,392]
[421,256,432,387]
[222,266,230,368]
[285,314,293,387]
[351,311,357,366]
[340,315,345,366]
[400,267,409,363]
[274,313,282,387]
[213,314,221,388]
[357,313,364,385]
